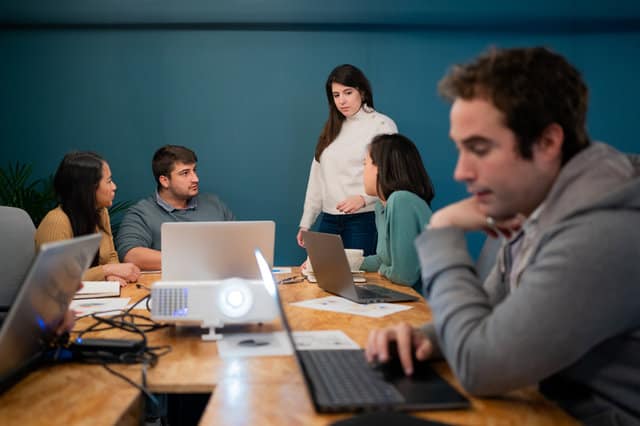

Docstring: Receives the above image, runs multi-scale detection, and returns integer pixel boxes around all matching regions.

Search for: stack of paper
[290,296,411,318]
[70,297,131,317]
[75,281,121,299]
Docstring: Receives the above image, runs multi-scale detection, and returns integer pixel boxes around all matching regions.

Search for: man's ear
[158,175,170,190]
[535,123,564,163]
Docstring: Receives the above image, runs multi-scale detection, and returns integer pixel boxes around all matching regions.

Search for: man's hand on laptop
[365,322,433,376]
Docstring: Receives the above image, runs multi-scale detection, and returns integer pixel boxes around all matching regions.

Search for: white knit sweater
[299,107,397,229]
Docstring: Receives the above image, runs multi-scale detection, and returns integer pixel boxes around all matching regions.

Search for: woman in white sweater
[297,64,397,255]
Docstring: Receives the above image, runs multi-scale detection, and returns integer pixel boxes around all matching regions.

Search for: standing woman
[35,152,140,286]
[360,134,435,290]
[297,64,397,255]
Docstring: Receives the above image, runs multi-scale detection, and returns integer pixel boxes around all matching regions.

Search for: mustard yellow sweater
[35,206,119,281]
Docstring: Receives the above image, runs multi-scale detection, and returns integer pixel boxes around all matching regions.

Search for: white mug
[344,249,364,271]
[302,256,314,273]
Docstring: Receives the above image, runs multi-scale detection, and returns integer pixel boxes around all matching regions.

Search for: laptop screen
[255,249,353,409]
[162,221,275,280]
[254,249,295,337]
[0,234,101,393]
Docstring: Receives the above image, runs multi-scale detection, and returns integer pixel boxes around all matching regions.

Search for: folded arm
[417,212,640,395]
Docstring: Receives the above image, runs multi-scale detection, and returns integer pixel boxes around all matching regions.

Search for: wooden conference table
[0,271,577,425]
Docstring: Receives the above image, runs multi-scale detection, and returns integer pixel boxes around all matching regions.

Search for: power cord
[50,291,171,409]
[102,362,160,408]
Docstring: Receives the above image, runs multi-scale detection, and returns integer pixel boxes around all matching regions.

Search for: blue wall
[1,6,639,265]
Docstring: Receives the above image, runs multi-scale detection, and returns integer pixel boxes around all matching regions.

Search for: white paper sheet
[217,330,360,358]
[217,331,293,357]
[70,297,131,317]
[292,330,360,350]
[76,281,120,299]
[290,296,411,318]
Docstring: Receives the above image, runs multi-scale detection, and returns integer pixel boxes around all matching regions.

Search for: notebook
[161,221,275,281]
[0,233,101,393]
[302,231,418,304]
[254,249,469,413]
[74,281,121,299]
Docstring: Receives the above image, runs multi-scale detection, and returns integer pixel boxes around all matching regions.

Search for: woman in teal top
[360,133,435,290]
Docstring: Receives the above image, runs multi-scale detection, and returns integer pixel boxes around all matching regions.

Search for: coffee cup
[302,256,314,273]
[344,249,364,271]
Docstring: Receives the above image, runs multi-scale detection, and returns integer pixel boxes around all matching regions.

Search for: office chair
[0,206,36,309]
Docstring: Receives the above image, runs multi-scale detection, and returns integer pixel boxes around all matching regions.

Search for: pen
[278,275,305,285]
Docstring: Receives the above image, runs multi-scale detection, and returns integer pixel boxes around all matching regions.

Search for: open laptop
[302,231,418,304]
[161,221,275,280]
[254,249,469,413]
[0,233,101,394]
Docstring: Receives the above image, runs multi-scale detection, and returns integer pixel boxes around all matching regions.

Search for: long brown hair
[54,151,107,267]
[54,151,106,237]
[314,64,374,161]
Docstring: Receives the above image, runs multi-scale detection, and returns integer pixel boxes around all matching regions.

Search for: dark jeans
[317,211,377,256]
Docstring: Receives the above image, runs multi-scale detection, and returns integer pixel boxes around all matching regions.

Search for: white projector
[151,278,278,341]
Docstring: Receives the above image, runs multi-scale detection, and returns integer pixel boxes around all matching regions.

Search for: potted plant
[0,161,132,236]
[0,162,56,226]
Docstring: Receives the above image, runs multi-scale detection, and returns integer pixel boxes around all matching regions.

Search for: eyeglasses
[278,275,305,285]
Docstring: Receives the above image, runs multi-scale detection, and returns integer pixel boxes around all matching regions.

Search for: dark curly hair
[438,46,590,164]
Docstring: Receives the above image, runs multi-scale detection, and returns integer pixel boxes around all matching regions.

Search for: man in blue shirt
[116,145,234,270]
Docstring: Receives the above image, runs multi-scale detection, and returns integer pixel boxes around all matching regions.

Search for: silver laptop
[161,221,275,280]
[0,233,101,393]
[254,249,469,413]
[302,231,418,304]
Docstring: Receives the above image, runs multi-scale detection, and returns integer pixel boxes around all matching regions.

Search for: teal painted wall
[1,23,639,264]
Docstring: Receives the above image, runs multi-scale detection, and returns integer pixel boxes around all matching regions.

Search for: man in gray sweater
[366,47,640,425]
[116,145,234,270]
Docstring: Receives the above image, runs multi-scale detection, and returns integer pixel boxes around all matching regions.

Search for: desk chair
[0,206,36,309]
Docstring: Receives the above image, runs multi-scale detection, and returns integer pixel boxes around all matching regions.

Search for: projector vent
[153,287,188,317]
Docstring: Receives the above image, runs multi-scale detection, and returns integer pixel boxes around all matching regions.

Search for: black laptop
[0,234,101,393]
[254,249,469,413]
[302,231,418,304]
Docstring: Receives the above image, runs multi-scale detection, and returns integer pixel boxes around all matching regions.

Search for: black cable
[59,292,172,409]
[102,362,161,408]
[135,283,152,292]
[134,284,154,312]
[125,293,151,314]
[73,303,167,337]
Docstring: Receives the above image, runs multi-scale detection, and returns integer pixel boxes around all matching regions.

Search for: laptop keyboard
[354,286,385,301]
[299,349,404,409]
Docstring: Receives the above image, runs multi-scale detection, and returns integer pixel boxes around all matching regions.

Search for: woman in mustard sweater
[35,152,140,285]
[360,134,435,290]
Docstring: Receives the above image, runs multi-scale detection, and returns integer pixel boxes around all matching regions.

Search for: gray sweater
[116,193,234,260]
[416,143,640,425]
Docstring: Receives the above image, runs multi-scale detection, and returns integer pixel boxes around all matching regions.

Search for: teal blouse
[360,190,432,290]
